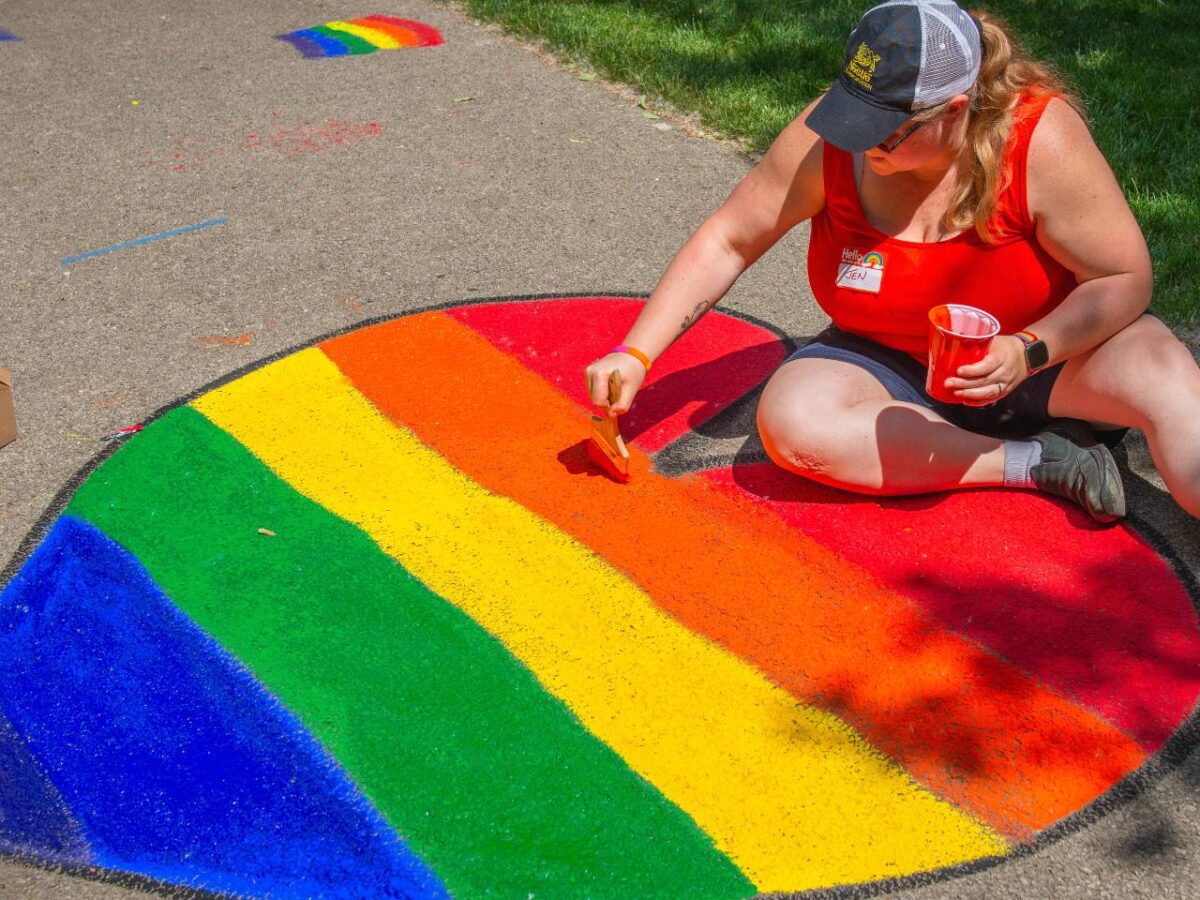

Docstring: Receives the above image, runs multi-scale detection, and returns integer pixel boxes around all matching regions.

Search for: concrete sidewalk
[1,0,1198,896]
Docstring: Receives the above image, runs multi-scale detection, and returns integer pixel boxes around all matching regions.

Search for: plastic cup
[926,304,1001,404]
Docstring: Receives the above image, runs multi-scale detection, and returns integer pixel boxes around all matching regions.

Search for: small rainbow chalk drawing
[277,15,443,59]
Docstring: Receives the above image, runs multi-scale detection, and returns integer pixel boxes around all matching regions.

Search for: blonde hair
[939,11,1085,241]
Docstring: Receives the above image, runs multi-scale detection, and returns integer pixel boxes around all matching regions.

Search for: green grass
[446,0,1198,328]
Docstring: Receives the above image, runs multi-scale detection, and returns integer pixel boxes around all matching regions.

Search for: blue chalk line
[61,217,227,265]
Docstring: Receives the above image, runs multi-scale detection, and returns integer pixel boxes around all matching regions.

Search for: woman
[585,0,1200,523]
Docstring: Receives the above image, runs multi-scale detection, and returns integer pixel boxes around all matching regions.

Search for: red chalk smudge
[146,117,384,172]
[245,120,383,156]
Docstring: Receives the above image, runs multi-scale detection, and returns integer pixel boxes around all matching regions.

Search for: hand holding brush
[585,368,631,481]
[584,345,653,481]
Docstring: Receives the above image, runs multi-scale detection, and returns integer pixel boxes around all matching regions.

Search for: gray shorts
[785,325,1128,446]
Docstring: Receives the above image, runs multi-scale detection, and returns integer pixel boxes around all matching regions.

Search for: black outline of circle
[1,293,1197,900]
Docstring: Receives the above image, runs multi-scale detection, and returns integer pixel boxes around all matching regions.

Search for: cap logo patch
[845,43,881,91]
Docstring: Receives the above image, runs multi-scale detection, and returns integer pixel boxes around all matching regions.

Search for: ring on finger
[996,381,1005,396]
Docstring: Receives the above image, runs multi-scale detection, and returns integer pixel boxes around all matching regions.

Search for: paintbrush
[586,368,631,481]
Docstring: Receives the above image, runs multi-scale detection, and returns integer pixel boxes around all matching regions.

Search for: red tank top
[806,91,1077,361]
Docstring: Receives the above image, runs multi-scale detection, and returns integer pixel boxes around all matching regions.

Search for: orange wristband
[611,345,652,373]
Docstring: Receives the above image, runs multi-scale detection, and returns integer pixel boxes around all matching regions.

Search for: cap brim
[805,81,912,153]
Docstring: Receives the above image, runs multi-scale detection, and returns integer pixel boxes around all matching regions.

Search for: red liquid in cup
[926,304,1001,404]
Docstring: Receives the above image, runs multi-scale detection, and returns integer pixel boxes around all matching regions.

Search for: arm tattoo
[679,298,718,334]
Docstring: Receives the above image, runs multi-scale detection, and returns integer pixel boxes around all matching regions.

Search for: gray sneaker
[1030,421,1126,523]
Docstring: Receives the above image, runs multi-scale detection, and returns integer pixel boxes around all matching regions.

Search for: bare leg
[1048,313,1200,517]
[756,356,1006,495]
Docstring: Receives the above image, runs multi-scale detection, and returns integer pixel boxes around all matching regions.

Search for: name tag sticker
[836,248,887,294]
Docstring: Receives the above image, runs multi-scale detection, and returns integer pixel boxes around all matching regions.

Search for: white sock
[1003,440,1043,487]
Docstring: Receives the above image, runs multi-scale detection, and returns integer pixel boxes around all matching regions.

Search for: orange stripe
[320,312,1146,839]
[347,16,420,46]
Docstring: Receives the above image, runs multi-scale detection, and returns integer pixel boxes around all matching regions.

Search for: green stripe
[311,24,377,54]
[66,406,755,900]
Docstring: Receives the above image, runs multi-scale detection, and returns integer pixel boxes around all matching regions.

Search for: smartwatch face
[1025,339,1050,372]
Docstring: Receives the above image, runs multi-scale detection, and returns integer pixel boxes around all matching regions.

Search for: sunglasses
[877,117,928,153]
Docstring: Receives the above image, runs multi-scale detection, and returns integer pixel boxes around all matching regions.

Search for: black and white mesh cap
[806,0,982,152]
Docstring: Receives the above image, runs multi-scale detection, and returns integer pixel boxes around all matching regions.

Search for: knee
[1123,319,1200,414]
[1154,337,1198,384]
[755,400,838,477]
[1132,317,1197,376]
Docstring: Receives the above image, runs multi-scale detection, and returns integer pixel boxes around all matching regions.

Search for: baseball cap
[806,0,982,152]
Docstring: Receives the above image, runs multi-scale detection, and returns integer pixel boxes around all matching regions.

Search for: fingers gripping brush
[587,369,631,482]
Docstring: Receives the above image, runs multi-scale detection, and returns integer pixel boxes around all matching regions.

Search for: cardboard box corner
[0,366,18,449]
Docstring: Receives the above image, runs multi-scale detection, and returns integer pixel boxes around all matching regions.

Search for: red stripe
[700,462,1200,751]
[362,15,444,47]
[446,297,788,452]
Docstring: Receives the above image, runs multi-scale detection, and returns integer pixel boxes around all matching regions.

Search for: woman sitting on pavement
[585,0,1200,523]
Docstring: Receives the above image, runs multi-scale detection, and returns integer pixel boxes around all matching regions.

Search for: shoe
[1030,421,1125,523]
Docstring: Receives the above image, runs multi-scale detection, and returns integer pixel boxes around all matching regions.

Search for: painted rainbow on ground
[2,296,1199,897]
[276,14,443,59]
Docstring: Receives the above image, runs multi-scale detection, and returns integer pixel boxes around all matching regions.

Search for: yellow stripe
[324,20,401,49]
[192,349,1008,891]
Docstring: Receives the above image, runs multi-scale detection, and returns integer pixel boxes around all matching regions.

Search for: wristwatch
[1014,330,1050,374]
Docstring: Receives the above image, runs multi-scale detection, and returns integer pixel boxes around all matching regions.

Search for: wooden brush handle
[607,369,622,407]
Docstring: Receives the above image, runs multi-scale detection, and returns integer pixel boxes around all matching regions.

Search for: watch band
[1013,331,1050,373]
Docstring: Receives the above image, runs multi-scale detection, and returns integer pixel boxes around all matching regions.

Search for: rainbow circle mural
[277,15,443,59]
[2,295,1200,898]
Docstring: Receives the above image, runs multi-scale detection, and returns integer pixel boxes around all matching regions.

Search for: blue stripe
[0,516,450,899]
[60,218,226,265]
[290,27,351,57]
[0,30,20,42]
[0,713,90,862]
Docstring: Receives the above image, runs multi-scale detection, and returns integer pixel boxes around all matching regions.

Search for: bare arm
[949,97,1153,403]
[622,97,826,362]
[1022,97,1152,362]
[586,97,827,412]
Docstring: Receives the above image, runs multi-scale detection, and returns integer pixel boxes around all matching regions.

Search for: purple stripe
[275,31,326,59]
